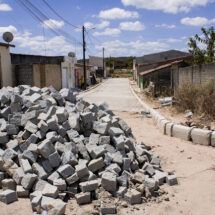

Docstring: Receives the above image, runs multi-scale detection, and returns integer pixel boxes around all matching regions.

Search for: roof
[140,60,183,76]
[0,42,15,48]
[138,55,192,67]
[136,50,190,64]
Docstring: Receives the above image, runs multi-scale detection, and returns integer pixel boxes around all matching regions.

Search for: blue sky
[0,0,215,59]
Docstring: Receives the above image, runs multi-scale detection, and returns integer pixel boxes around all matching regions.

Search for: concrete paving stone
[42,160,53,174]
[32,163,48,179]
[88,157,105,173]
[79,179,99,193]
[131,159,140,171]
[36,130,46,139]
[111,151,123,166]
[2,148,17,161]
[31,195,42,210]
[66,172,79,185]
[101,200,117,215]
[132,171,145,184]
[46,106,57,120]
[89,133,100,145]
[56,108,68,124]
[6,124,19,135]
[118,119,131,134]
[25,121,38,134]
[57,126,67,137]
[75,192,91,205]
[49,151,61,168]
[124,189,142,205]
[47,171,60,184]
[67,129,79,140]
[22,150,38,163]
[172,124,192,141]
[46,199,67,215]
[106,163,121,175]
[93,121,109,135]
[41,196,55,210]
[104,153,112,166]
[29,93,42,104]
[90,145,106,159]
[2,179,16,191]
[101,172,117,192]
[116,186,127,198]
[145,165,155,176]
[21,173,38,189]
[123,158,131,171]
[62,120,71,131]
[6,139,19,150]
[20,158,33,173]
[12,167,24,185]
[3,159,19,176]
[113,135,125,151]
[21,110,38,126]
[53,178,67,191]
[51,91,64,106]
[42,183,59,198]
[47,117,59,131]
[0,189,17,204]
[8,113,22,126]
[37,139,55,159]
[109,127,124,136]
[153,170,167,185]
[144,177,158,192]
[0,132,9,144]
[75,164,89,178]
[30,190,42,201]
[57,164,75,179]
[68,113,80,130]
[81,112,93,125]
[191,128,211,146]
[99,136,110,145]
[55,142,65,153]
[46,131,58,143]
[124,138,136,152]
[117,174,128,187]
[61,151,78,166]
[60,88,76,103]
[166,175,178,186]
[33,179,49,192]
[67,184,78,195]
[16,185,29,197]
[38,120,49,133]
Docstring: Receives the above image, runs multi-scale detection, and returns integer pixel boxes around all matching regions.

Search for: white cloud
[121,0,215,14]
[181,17,215,26]
[120,21,145,31]
[0,3,12,11]
[42,19,64,29]
[98,8,139,20]
[165,38,182,43]
[95,39,168,57]
[155,24,176,29]
[0,25,18,36]
[93,28,121,37]
[84,21,110,30]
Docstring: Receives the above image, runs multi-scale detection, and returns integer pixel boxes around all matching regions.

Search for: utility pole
[103,47,106,78]
[82,26,87,90]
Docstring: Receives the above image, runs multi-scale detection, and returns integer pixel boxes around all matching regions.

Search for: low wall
[130,82,214,147]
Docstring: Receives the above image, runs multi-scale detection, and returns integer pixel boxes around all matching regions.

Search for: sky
[0,0,215,59]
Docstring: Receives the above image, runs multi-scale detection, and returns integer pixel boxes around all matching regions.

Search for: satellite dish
[3,32,14,43]
[68,52,75,58]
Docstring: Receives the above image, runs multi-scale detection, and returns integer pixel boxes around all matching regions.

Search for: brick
[0,189,17,204]
[75,192,91,205]
[124,189,141,205]
[79,179,99,192]
[101,172,117,192]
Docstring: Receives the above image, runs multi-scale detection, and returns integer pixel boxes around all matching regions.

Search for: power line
[41,0,80,30]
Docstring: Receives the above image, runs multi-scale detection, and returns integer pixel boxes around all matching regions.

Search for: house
[114,60,127,69]
[0,42,15,87]
[11,53,78,91]
[134,50,191,92]
[89,56,106,77]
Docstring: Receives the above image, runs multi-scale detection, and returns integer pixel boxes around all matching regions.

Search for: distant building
[0,42,15,87]
[113,60,127,69]
[89,56,106,77]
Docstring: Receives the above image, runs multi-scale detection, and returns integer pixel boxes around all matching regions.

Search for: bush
[175,80,215,119]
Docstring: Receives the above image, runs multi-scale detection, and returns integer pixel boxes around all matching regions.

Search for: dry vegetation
[174,81,215,119]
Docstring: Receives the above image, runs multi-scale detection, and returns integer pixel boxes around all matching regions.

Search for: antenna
[3,32,14,44]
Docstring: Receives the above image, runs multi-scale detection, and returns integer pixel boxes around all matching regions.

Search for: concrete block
[0,132,9,144]
[61,151,78,166]
[38,120,49,133]
[157,119,169,135]
[75,192,91,205]
[29,93,42,103]
[116,186,127,198]
[124,189,141,205]
[42,160,53,174]
[56,108,68,124]
[106,163,121,175]
[172,124,192,141]
[25,121,38,134]
[21,173,38,189]
[41,196,55,210]
[47,117,58,131]
[16,185,29,197]
[99,136,110,145]
[2,179,16,191]
[166,175,178,186]
[90,145,106,159]
[2,148,17,161]
[88,157,105,173]
[144,177,158,192]
[20,158,33,173]
[109,127,124,136]
[46,199,66,215]
[0,189,17,204]
[47,171,60,184]
[93,121,109,135]
[123,158,131,171]
[49,151,61,168]
[38,139,55,159]
[101,172,117,192]
[191,128,211,146]
[53,179,67,191]
[153,170,167,185]
[79,179,99,192]
[3,159,19,176]
[32,163,47,179]
[57,164,75,179]
[75,164,89,178]
[66,172,79,185]
[22,150,37,164]
[101,200,117,214]
[6,124,19,135]
[31,195,42,211]
[42,183,59,198]
[12,167,25,184]
[166,122,174,137]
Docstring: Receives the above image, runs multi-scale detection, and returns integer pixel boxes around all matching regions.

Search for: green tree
[188,26,215,64]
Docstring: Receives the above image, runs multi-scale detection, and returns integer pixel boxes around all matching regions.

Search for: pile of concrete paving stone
[0,85,178,215]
